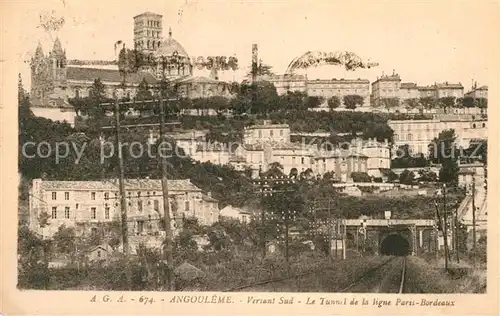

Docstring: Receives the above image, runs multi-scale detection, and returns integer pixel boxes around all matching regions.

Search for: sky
[11,0,499,91]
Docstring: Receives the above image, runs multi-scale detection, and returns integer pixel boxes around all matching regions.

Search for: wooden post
[455,206,460,263]
[114,98,129,255]
[442,184,449,270]
[472,181,476,267]
[158,97,174,290]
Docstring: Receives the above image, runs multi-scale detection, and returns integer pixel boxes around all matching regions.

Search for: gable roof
[37,179,202,192]
[66,67,158,85]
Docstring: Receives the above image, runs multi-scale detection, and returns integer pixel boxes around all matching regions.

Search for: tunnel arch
[380,233,410,256]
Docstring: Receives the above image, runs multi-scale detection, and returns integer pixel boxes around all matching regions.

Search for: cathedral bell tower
[30,42,51,100]
[49,37,67,86]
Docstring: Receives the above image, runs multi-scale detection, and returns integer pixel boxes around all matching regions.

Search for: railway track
[223,256,409,293]
[339,256,407,293]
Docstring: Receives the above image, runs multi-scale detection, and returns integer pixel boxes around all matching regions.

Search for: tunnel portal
[380,233,410,256]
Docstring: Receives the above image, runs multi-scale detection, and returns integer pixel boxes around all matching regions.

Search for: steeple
[34,42,44,60]
[52,37,64,56]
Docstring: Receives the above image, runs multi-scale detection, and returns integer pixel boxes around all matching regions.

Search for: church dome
[155,28,189,58]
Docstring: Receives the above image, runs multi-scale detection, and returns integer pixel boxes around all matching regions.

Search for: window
[482,123,486,128]
[64,192,69,200]
[407,133,413,141]
[137,221,144,233]
[75,89,80,98]
[301,157,305,164]
[105,207,110,219]
[104,192,109,200]
[472,123,476,128]
[52,192,57,200]
[91,207,96,220]
[65,207,70,219]
[154,200,159,212]
[280,130,284,136]
[258,130,262,138]
[91,192,96,200]
[292,157,296,165]
[137,192,141,198]
[76,203,79,210]
[97,250,101,258]
[138,200,143,212]
[51,207,57,219]
[270,130,274,137]
[185,200,190,212]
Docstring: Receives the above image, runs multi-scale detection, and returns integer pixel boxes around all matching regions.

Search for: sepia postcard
[1,0,499,315]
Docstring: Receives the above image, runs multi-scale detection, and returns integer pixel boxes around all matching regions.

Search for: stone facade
[389,116,487,154]
[29,178,219,239]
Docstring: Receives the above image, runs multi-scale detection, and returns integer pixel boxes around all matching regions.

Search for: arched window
[158,41,161,48]
[408,133,412,141]
[75,89,80,99]
[472,123,476,128]
[482,123,486,128]
[147,40,150,49]
[152,41,155,49]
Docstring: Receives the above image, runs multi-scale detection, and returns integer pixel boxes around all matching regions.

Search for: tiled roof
[202,194,218,202]
[176,76,221,84]
[417,86,435,90]
[400,82,417,88]
[242,141,308,151]
[435,83,463,89]
[66,67,158,85]
[38,179,201,192]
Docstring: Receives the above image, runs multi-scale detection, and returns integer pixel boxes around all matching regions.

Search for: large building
[371,72,401,101]
[388,115,487,154]
[165,120,384,181]
[371,71,465,104]
[465,85,488,99]
[266,75,371,107]
[29,178,219,239]
[29,12,233,125]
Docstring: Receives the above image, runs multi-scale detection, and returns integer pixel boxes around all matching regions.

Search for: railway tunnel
[380,233,410,256]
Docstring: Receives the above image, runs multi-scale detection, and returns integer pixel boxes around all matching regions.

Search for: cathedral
[29,12,233,125]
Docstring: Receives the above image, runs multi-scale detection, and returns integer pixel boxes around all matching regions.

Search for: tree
[391,144,429,168]
[327,96,341,110]
[135,78,153,101]
[419,96,437,109]
[305,96,324,108]
[417,169,438,182]
[404,98,420,109]
[18,73,26,102]
[476,98,487,109]
[381,98,400,108]
[438,96,456,111]
[263,162,285,177]
[343,95,364,109]
[399,169,415,185]
[351,172,371,183]
[462,96,475,108]
[429,129,459,184]
[247,60,274,78]
[53,225,76,254]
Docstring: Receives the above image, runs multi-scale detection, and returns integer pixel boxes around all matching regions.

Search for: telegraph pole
[455,205,460,263]
[114,98,129,255]
[471,180,476,266]
[442,183,449,270]
[158,96,175,291]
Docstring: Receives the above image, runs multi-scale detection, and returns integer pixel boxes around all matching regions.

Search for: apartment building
[29,178,219,238]
[388,115,487,154]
